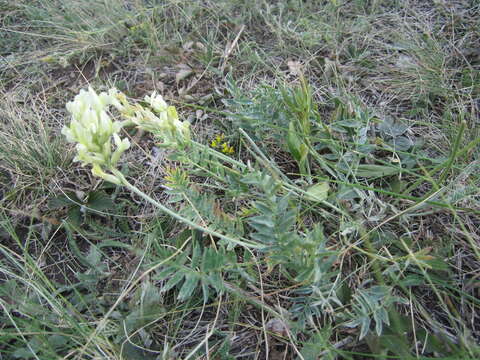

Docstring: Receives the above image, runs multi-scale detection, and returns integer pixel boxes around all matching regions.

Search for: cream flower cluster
[62,87,190,184]
[137,91,190,148]
[62,87,130,184]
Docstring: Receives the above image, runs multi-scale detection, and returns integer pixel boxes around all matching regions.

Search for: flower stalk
[109,168,261,249]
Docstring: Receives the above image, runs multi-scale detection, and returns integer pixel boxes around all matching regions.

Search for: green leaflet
[354,164,400,178]
[305,182,330,202]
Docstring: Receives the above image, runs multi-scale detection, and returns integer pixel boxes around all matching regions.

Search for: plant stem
[436,120,466,187]
[110,168,263,249]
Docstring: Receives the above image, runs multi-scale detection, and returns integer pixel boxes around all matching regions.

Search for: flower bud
[92,164,122,185]
[145,91,168,113]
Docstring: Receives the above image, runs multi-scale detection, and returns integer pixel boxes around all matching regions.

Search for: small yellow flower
[221,143,234,155]
[211,133,234,155]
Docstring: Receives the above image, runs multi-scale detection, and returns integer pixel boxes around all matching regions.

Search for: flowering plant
[62,86,256,250]
[62,87,190,184]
